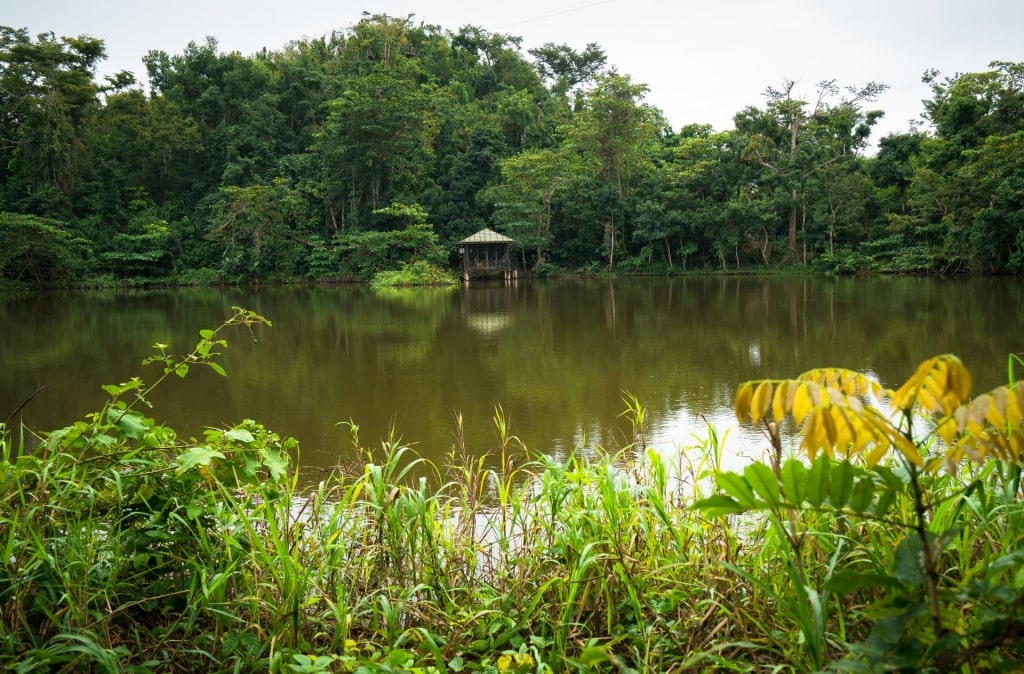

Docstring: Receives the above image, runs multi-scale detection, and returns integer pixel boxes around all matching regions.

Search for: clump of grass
[2,313,1020,672]
[371,260,460,288]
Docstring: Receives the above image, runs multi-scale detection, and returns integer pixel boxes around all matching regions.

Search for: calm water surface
[2,277,1021,476]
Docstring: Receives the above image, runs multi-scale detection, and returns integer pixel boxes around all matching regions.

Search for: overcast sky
[7,0,1024,144]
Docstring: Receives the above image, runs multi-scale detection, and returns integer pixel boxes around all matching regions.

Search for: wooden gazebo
[458,228,516,280]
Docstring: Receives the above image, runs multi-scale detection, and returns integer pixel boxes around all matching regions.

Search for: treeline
[1,16,1023,285]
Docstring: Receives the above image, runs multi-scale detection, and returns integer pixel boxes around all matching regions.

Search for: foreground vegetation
[2,19,1024,287]
[1,309,1022,672]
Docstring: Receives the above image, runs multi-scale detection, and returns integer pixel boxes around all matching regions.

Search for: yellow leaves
[938,382,1024,469]
[792,381,822,425]
[800,367,884,399]
[751,381,773,422]
[735,372,910,468]
[797,397,921,468]
[889,354,971,416]
[735,367,882,427]
[496,651,536,673]
[734,354,1024,474]
[734,382,754,424]
[771,379,794,422]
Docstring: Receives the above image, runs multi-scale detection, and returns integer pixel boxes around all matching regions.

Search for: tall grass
[1,313,1020,672]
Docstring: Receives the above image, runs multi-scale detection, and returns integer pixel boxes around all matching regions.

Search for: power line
[497,0,619,29]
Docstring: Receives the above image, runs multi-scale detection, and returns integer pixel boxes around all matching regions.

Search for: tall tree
[0,27,111,216]
[528,42,607,97]
[485,146,579,269]
[737,78,887,258]
[207,178,314,279]
[561,73,660,268]
[436,124,506,243]
[314,67,440,231]
[0,212,90,284]
[654,125,750,268]
[902,61,1024,271]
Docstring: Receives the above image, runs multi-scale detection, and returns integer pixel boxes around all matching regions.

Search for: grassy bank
[1,310,1021,672]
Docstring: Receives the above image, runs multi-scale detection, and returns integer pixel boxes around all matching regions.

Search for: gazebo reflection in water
[461,281,517,335]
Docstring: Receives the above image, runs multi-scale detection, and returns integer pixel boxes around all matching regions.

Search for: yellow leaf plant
[735,354,1024,474]
[729,354,1024,668]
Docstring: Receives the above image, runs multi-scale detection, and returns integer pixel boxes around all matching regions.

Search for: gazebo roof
[459,228,516,244]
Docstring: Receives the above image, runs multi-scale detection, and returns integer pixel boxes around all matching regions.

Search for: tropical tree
[435,123,506,244]
[528,41,607,97]
[485,147,580,269]
[737,78,888,261]
[653,125,752,269]
[82,89,201,223]
[207,178,314,279]
[806,160,873,257]
[0,212,90,284]
[314,67,440,230]
[0,27,114,217]
[560,73,661,268]
[909,61,1024,271]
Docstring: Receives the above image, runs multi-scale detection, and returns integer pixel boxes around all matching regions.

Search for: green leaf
[893,535,926,586]
[829,460,855,509]
[716,471,759,508]
[258,446,290,481]
[108,408,148,440]
[209,362,227,377]
[224,428,255,443]
[579,647,612,666]
[871,488,897,517]
[806,454,831,507]
[990,550,1024,573]
[101,379,142,398]
[242,454,263,480]
[176,445,226,477]
[132,482,156,504]
[199,329,215,339]
[174,363,189,379]
[848,475,875,514]
[868,466,902,516]
[385,648,414,667]
[873,465,906,491]
[781,458,807,505]
[825,570,902,594]
[691,494,748,517]
[744,462,782,505]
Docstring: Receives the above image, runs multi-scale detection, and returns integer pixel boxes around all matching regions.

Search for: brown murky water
[3,276,1021,477]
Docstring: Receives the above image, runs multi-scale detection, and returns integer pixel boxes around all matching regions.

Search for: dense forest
[1,15,1023,285]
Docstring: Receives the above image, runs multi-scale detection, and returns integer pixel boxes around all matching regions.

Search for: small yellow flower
[496,654,512,671]
[515,652,535,667]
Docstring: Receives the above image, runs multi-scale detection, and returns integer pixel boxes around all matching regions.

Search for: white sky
[7,0,1024,144]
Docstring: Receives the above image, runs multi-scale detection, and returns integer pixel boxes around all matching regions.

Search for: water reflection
[463,284,515,336]
[1,277,1021,481]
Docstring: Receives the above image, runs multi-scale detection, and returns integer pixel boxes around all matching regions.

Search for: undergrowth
[0,309,1020,672]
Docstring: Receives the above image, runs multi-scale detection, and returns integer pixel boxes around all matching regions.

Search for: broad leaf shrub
[698,354,1024,671]
[0,307,283,671]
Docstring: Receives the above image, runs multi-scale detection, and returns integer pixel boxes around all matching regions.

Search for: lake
[2,276,1021,477]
